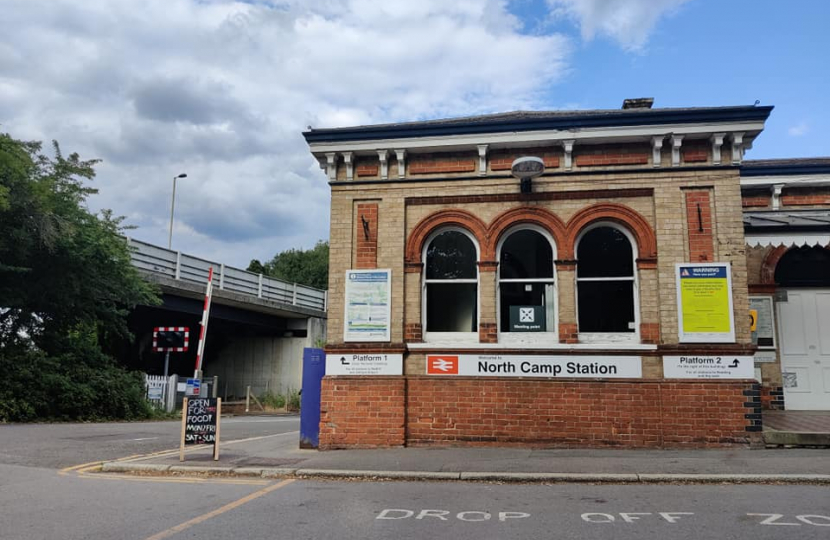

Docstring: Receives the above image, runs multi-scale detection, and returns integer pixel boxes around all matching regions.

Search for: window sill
[578,332,639,344]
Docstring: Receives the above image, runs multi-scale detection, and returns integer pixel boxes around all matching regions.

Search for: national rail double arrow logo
[427,355,459,375]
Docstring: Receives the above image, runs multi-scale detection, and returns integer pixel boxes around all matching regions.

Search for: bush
[0,334,154,423]
[260,391,286,409]
[287,389,301,412]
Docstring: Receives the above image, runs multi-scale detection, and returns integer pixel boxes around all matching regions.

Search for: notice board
[179,397,221,461]
[343,269,391,342]
[676,263,735,343]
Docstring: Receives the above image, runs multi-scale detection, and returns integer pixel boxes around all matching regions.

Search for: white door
[777,289,830,410]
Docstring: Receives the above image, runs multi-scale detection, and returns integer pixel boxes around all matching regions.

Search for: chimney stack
[622,97,654,110]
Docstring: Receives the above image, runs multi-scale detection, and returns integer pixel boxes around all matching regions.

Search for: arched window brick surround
[486,207,567,262]
[406,203,656,270]
[405,209,490,268]
[562,203,657,261]
[760,245,790,285]
[760,244,830,285]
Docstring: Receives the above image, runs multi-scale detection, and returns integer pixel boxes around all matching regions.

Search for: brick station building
[303,99,830,449]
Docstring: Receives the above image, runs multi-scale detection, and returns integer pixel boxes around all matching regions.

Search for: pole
[168,175,177,249]
[164,350,170,378]
[194,267,214,378]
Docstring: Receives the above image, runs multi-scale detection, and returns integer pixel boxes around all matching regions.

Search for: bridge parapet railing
[128,238,327,312]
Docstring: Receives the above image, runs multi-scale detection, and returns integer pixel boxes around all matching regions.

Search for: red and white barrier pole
[194,266,214,378]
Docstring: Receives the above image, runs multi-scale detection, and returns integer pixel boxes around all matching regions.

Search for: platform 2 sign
[662,356,755,379]
[179,397,222,461]
[676,263,735,344]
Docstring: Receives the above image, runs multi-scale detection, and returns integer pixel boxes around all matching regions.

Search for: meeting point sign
[426,354,642,378]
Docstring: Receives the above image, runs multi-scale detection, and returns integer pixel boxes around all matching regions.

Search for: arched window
[576,224,637,336]
[775,246,830,287]
[424,229,478,335]
[498,227,556,336]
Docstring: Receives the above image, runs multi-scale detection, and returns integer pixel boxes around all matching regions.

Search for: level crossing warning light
[153,327,190,352]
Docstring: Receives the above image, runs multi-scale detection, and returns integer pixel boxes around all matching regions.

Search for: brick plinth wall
[319,377,405,449]
[406,378,759,448]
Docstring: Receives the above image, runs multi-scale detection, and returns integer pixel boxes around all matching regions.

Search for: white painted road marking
[377,509,830,527]
[747,514,830,526]
[376,509,530,522]
[132,437,159,441]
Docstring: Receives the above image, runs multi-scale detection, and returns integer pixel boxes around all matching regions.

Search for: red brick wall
[409,159,476,174]
[356,164,379,177]
[319,377,405,449]
[574,153,649,167]
[490,154,560,171]
[405,323,423,342]
[781,189,830,206]
[406,378,758,448]
[684,189,714,262]
[682,147,708,163]
[355,203,377,269]
[640,322,660,344]
[479,322,497,343]
[559,322,578,344]
[742,195,769,208]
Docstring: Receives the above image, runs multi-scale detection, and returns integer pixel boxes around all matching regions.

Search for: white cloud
[1,0,572,267]
[788,122,809,137]
[547,0,691,51]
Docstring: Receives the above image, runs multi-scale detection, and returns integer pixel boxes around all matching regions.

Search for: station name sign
[426,354,642,378]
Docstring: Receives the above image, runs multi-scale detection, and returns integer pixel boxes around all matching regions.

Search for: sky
[2,0,828,268]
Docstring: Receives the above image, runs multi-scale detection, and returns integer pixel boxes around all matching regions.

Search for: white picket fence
[145,374,178,412]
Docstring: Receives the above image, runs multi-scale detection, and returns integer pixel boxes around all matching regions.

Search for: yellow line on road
[77,473,269,486]
[143,479,295,540]
[58,460,103,475]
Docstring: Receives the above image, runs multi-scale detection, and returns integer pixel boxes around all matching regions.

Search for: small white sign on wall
[663,355,755,379]
[325,353,403,376]
[754,351,777,364]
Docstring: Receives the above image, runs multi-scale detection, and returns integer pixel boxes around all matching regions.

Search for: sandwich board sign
[180,397,222,461]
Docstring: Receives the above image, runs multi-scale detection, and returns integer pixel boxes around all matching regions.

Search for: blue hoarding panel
[299,347,325,449]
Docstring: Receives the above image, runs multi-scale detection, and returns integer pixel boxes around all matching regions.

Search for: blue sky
[515,0,829,159]
[2,0,827,266]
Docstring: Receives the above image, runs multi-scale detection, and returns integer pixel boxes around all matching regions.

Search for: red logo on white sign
[427,355,459,374]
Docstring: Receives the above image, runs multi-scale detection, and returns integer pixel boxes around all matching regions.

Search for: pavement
[763,410,830,446]
[97,426,830,484]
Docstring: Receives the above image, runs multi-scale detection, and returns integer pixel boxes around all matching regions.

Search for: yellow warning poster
[676,263,735,343]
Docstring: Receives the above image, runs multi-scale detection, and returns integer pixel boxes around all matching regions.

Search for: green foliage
[0,133,160,422]
[0,331,154,422]
[286,388,301,412]
[248,240,328,290]
[260,391,286,409]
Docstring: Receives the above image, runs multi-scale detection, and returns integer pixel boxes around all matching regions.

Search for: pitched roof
[304,105,773,144]
[744,210,830,232]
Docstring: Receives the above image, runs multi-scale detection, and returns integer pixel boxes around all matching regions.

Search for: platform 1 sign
[662,355,754,379]
[425,354,642,378]
[325,353,403,375]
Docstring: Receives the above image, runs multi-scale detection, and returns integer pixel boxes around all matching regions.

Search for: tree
[248,240,329,289]
[0,133,160,422]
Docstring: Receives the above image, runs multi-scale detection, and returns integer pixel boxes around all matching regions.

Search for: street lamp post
[168,173,187,249]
